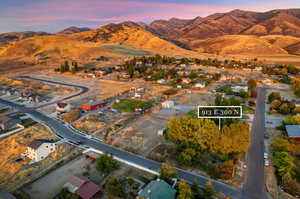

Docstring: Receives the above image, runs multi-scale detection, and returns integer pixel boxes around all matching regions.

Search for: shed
[162,101,174,109]
[285,125,300,141]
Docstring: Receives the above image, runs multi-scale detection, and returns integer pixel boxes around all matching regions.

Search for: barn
[82,100,107,111]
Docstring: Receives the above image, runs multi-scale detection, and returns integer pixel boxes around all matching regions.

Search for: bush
[96,153,118,174]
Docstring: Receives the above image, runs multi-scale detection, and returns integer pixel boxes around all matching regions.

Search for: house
[83,150,101,162]
[285,125,300,141]
[162,101,174,109]
[0,192,17,199]
[25,139,56,162]
[157,79,166,84]
[56,102,71,113]
[64,175,101,199]
[82,100,108,111]
[232,86,248,94]
[157,128,166,136]
[0,116,21,131]
[138,179,176,199]
[193,81,206,89]
[182,78,191,84]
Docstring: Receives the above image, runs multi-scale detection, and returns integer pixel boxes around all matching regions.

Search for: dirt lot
[0,124,74,190]
[22,156,102,199]
[110,92,213,155]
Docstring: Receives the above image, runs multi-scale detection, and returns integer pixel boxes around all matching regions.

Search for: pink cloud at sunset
[0,0,299,32]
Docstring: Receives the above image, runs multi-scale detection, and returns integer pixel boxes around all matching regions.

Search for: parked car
[264,152,268,159]
[264,159,270,166]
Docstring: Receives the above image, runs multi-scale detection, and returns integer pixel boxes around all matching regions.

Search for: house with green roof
[138,179,176,199]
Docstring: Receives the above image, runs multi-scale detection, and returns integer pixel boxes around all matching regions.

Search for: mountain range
[1,8,300,65]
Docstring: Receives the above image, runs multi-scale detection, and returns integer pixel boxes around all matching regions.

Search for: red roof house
[64,175,101,199]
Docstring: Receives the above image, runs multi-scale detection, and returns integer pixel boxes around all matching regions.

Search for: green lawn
[113,99,151,112]
[21,118,37,128]
[102,45,152,56]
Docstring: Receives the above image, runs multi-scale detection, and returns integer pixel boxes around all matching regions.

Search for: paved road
[241,87,270,199]
[13,76,89,108]
[0,77,241,198]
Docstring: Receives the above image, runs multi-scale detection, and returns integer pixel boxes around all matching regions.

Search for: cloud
[0,0,299,32]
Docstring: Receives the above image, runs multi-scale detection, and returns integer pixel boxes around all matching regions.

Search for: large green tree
[273,152,295,177]
[96,153,118,174]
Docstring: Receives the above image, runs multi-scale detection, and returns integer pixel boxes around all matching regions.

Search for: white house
[232,86,248,93]
[56,102,71,113]
[25,139,56,162]
[162,101,174,109]
[157,79,166,84]
[193,81,206,89]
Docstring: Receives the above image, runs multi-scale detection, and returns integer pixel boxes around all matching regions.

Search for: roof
[66,175,100,199]
[0,116,14,123]
[139,179,176,199]
[28,139,55,150]
[0,192,17,199]
[286,125,300,138]
[83,151,101,159]
[85,100,106,107]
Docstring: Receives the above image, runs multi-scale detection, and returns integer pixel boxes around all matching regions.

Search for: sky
[0,0,299,33]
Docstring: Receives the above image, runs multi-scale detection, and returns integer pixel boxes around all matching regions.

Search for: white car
[264,159,270,167]
[264,152,268,159]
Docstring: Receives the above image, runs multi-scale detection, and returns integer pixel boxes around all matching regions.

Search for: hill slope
[70,22,196,56]
[57,26,92,35]
[147,9,300,41]
[0,31,50,45]
[0,23,197,63]
[0,35,119,62]
[190,35,288,55]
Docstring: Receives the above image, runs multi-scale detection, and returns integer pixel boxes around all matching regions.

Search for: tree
[202,181,216,199]
[216,160,235,180]
[247,79,257,91]
[273,152,295,177]
[278,103,290,115]
[105,177,126,198]
[178,148,197,166]
[268,92,281,103]
[159,163,177,181]
[191,180,202,199]
[64,61,70,72]
[239,89,249,98]
[270,100,281,110]
[177,180,193,199]
[282,173,300,196]
[96,153,118,174]
[271,136,296,153]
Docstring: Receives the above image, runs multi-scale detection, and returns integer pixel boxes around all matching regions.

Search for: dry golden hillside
[0,35,119,62]
[261,35,300,48]
[71,23,197,57]
[189,35,288,55]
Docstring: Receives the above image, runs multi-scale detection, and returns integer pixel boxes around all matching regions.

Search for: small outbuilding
[285,125,300,141]
[82,100,107,111]
[162,101,174,109]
